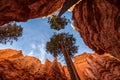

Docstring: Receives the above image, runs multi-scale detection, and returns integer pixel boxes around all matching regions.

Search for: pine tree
[48,0,79,31]
[46,33,80,80]
[0,23,23,44]
[48,15,69,31]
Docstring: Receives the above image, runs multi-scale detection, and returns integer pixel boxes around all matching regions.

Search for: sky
[0,11,93,64]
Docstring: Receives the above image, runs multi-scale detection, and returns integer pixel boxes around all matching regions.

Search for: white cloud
[27,50,34,56]
[31,44,36,49]
[38,43,47,63]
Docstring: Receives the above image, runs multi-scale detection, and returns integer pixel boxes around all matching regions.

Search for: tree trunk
[58,0,79,17]
[66,51,80,80]
[61,44,80,80]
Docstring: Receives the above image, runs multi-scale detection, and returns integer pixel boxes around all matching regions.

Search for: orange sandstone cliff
[0,49,120,80]
[0,49,66,80]
[72,0,120,59]
[73,53,120,80]
[0,49,23,59]
[0,0,120,80]
[0,0,119,60]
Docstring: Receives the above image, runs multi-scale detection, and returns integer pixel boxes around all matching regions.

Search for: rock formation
[0,0,119,60]
[0,49,120,80]
[73,53,120,80]
[0,49,23,59]
[0,0,120,79]
[0,0,64,25]
[72,0,120,59]
[0,49,67,80]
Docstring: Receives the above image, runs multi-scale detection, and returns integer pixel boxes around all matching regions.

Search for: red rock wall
[72,0,120,59]
[0,0,64,25]
[0,49,67,80]
[0,57,67,80]
[0,0,119,60]
[0,49,23,59]
[73,53,120,80]
[0,0,119,61]
[0,49,120,80]
[63,52,120,80]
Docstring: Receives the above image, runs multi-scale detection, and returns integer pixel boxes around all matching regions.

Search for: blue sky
[0,11,93,63]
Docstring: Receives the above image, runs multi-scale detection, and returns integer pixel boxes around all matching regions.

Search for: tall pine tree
[0,23,23,44]
[46,33,80,80]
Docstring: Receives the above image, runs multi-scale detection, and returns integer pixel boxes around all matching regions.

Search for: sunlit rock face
[73,53,120,80]
[0,0,64,25]
[63,66,71,80]
[0,56,42,79]
[0,49,66,80]
[73,53,91,80]
[0,49,120,80]
[72,0,120,59]
[0,49,23,59]
[61,52,120,80]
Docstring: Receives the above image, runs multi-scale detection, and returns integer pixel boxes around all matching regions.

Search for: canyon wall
[0,0,119,60]
[0,0,64,25]
[0,0,120,79]
[74,53,120,80]
[0,49,120,80]
[0,49,66,80]
[72,0,120,59]
[0,49,23,59]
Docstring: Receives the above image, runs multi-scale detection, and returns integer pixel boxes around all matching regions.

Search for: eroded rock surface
[0,0,119,61]
[0,49,120,80]
[73,53,120,80]
[0,49,23,59]
[0,0,64,25]
[72,0,120,59]
[0,49,66,80]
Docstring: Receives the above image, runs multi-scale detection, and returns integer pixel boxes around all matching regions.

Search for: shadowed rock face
[72,0,120,59]
[0,0,64,25]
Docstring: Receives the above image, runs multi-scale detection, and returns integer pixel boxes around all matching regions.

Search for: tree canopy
[46,33,80,80]
[48,15,70,31]
[0,23,23,44]
[46,33,78,57]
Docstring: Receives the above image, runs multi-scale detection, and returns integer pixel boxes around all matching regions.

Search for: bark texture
[72,0,120,59]
[62,45,80,80]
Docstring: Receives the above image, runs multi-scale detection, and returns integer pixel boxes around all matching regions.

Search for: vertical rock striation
[73,53,120,80]
[72,0,120,59]
[85,54,120,80]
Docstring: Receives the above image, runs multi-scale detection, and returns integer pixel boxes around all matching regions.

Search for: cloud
[31,43,36,49]
[38,43,47,63]
[27,50,34,56]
